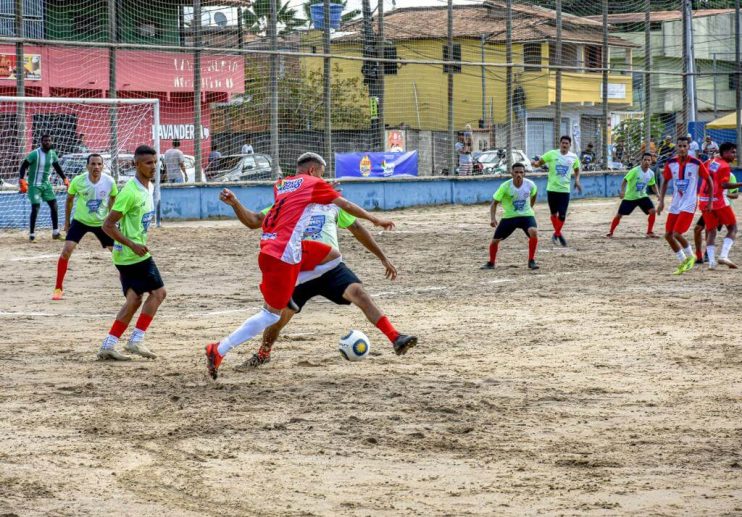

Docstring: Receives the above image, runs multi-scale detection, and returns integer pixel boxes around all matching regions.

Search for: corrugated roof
[334,4,636,48]
[586,9,735,25]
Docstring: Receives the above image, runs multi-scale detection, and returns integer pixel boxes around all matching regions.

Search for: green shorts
[28,183,56,204]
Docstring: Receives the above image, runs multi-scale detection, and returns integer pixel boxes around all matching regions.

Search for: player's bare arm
[347,221,397,280]
[531,157,545,168]
[722,181,742,190]
[219,188,264,229]
[64,193,74,231]
[657,180,669,215]
[490,200,499,228]
[53,161,69,186]
[530,192,537,208]
[573,167,582,194]
[651,184,660,198]
[619,179,627,199]
[703,173,714,212]
[103,210,148,256]
[333,197,395,230]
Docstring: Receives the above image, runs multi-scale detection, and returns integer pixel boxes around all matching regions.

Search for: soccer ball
[338,330,371,362]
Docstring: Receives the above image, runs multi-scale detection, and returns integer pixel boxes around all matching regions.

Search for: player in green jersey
[97,145,166,361]
[18,134,69,241]
[606,153,660,238]
[52,154,118,301]
[481,162,540,270]
[531,135,582,247]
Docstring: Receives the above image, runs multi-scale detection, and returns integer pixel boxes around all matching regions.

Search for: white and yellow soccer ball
[338,330,371,361]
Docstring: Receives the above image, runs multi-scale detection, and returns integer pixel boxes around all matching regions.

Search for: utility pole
[361,0,381,150]
[554,0,562,148]
[14,0,25,155]
[506,0,513,171]
[323,0,332,172]
[644,0,652,151]
[377,0,385,149]
[269,0,280,176]
[481,34,486,126]
[194,0,203,182]
[602,0,608,169]
[108,0,119,181]
[447,0,454,175]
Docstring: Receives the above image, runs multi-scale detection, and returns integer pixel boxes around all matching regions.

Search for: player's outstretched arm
[347,221,397,280]
[103,210,148,256]
[333,197,394,230]
[219,188,264,229]
[53,162,68,185]
[619,179,627,199]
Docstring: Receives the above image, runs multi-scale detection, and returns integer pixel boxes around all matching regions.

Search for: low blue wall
[0,172,645,228]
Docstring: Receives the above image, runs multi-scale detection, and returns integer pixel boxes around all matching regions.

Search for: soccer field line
[8,253,59,262]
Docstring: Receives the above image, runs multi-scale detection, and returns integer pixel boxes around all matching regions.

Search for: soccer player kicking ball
[532,135,582,247]
[606,153,659,238]
[52,154,118,301]
[700,142,740,269]
[18,134,69,241]
[480,162,539,270]
[657,136,713,275]
[218,183,416,369]
[97,146,165,361]
[205,152,413,380]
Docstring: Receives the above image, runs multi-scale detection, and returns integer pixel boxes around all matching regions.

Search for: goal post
[0,96,161,230]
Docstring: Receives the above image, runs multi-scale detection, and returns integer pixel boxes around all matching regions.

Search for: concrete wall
[0,172,650,229]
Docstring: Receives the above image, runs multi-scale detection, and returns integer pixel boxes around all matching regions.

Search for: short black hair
[172,139,181,147]
[86,153,103,164]
[134,145,157,159]
[677,136,690,144]
[560,135,572,144]
[512,162,526,170]
[719,142,737,154]
[642,152,653,159]
[41,134,51,140]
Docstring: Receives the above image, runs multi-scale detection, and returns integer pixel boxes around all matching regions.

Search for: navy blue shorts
[493,216,537,240]
[115,257,164,296]
[66,220,114,248]
[547,191,570,218]
[291,262,361,312]
[618,197,654,216]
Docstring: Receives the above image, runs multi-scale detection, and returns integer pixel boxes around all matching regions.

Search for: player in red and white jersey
[701,142,741,269]
[657,136,713,275]
[205,153,416,379]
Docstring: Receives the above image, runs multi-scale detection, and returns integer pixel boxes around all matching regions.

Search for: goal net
[0,97,160,230]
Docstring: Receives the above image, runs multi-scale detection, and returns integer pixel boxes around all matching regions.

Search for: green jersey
[622,166,656,201]
[24,148,60,186]
[111,178,155,266]
[493,178,537,219]
[729,173,738,196]
[542,149,580,193]
[67,172,119,227]
[262,203,356,249]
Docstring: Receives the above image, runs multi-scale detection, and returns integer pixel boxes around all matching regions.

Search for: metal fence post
[323,0,332,173]
[644,0,652,152]
[506,0,513,172]
[377,0,385,151]
[447,0,455,175]
[14,0,25,154]
[108,0,118,181]
[554,0,562,148]
[194,0,203,182]
[602,0,609,169]
[269,0,280,176]
[736,0,741,159]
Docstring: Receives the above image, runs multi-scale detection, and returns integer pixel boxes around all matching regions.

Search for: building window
[729,73,739,91]
[585,45,602,70]
[384,45,398,75]
[523,43,541,72]
[443,43,461,74]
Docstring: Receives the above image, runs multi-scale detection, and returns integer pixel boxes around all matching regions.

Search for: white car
[474,149,533,175]
[58,152,201,185]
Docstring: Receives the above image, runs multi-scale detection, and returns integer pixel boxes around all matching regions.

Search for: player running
[657,136,713,275]
[532,135,581,247]
[606,153,659,238]
[699,142,740,269]
[218,180,414,369]
[205,152,415,380]
[18,134,69,241]
[52,154,118,301]
[97,145,165,361]
[480,162,539,270]
[693,172,739,265]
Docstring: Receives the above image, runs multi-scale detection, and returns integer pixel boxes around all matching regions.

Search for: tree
[612,116,665,164]
[301,0,361,28]
[242,0,305,36]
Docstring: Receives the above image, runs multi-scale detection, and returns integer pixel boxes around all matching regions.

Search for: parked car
[474,149,533,175]
[58,152,200,185]
[205,153,273,182]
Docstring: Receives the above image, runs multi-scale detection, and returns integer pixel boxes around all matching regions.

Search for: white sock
[676,250,686,262]
[707,245,716,263]
[683,246,693,258]
[217,309,280,357]
[297,257,343,285]
[101,335,118,350]
[52,229,60,236]
[720,237,734,258]
[129,328,145,343]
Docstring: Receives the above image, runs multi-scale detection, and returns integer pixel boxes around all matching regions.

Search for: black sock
[48,200,58,231]
[30,204,40,234]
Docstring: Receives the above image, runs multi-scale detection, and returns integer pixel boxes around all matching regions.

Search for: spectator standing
[702,135,719,160]
[455,126,473,176]
[209,147,222,164]
[163,140,186,183]
[241,143,254,154]
[688,134,700,158]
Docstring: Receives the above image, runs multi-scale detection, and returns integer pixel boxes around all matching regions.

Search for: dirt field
[1,200,741,516]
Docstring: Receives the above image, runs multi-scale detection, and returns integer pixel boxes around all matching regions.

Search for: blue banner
[335,151,418,178]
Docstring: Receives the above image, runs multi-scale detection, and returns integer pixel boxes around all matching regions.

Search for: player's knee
[343,282,367,303]
[648,209,656,215]
[60,247,73,260]
[527,228,538,238]
[558,215,566,221]
[151,288,166,303]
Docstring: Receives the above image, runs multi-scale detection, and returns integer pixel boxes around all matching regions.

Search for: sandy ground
[1,200,741,516]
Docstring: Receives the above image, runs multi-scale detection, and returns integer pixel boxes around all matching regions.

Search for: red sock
[647,213,656,234]
[696,247,704,261]
[55,257,68,290]
[108,319,128,338]
[135,313,154,332]
[489,241,499,263]
[554,218,565,236]
[528,236,538,261]
[550,215,559,234]
[375,316,400,343]
[609,216,621,235]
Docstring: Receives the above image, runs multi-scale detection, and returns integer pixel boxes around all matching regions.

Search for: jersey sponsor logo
[636,182,646,192]
[141,211,155,233]
[513,199,527,211]
[261,232,277,240]
[709,161,720,172]
[276,177,304,194]
[675,179,690,193]
[113,243,123,252]
[303,215,325,239]
[86,199,103,213]
[556,164,570,177]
